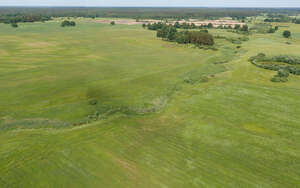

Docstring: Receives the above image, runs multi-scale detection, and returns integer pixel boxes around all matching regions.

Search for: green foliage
[88,99,98,105]
[283,30,291,38]
[234,24,241,30]
[148,22,216,31]
[271,75,288,82]
[240,25,249,32]
[277,69,290,77]
[154,23,214,46]
[187,31,215,46]
[110,21,115,25]
[271,69,289,82]
[249,54,300,82]
[267,28,276,33]
[0,15,51,24]
[156,25,177,41]
[174,31,214,46]
[295,19,300,24]
[207,23,213,28]
[250,23,271,33]
[11,23,18,28]
[272,55,300,65]
[264,15,292,23]
[0,7,298,21]
[61,20,76,27]
[184,76,209,84]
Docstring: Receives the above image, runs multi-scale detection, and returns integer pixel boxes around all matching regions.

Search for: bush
[277,69,289,77]
[187,31,214,46]
[240,25,249,32]
[268,28,276,33]
[283,30,291,38]
[271,75,288,82]
[110,21,115,25]
[154,23,214,46]
[88,99,98,105]
[175,32,188,44]
[184,76,209,84]
[248,53,300,82]
[11,23,18,28]
[156,25,177,41]
[61,20,76,27]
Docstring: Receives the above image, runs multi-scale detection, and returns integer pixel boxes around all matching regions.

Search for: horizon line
[0,6,300,9]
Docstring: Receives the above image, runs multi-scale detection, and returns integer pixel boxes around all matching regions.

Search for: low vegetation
[10,22,18,28]
[283,30,291,38]
[271,69,289,82]
[146,23,215,46]
[61,20,76,27]
[1,8,300,188]
[249,53,300,82]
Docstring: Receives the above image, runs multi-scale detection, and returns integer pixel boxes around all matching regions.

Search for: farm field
[0,18,300,187]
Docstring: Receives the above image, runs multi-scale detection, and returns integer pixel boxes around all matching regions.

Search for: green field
[0,19,300,187]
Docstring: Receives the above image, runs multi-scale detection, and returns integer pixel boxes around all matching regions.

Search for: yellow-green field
[0,19,300,187]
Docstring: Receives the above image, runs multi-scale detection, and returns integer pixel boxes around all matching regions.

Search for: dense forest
[1,7,300,23]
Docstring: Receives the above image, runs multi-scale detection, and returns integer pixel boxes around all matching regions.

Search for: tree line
[1,7,300,21]
[146,22,249,32]
[146,23,214,46]
[0,15,51,24]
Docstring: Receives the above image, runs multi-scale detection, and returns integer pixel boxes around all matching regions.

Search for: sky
[0,0,300,8]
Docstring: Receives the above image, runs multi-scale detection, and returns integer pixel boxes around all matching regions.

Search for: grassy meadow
[0,18,300,187]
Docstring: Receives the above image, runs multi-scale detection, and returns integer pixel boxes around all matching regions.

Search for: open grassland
[0,19,300,187]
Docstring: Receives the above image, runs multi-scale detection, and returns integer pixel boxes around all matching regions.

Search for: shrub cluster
[146,22,248,32]
[61,20,76,27]
[293,19,300,24]
[272,55,300,65]
[283,30,291,38]
[148,23,214,46]
[267,26,278,33]
[249,53,300,82]
[184,75,209,84]
[147,22,214,30]
[0,15,51,24]
[11,23,18,28]
[271,69,289,82]
[264,15,291,23]
[175,31,214,46]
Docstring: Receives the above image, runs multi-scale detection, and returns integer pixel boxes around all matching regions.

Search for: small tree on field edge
[110,21,115,26]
